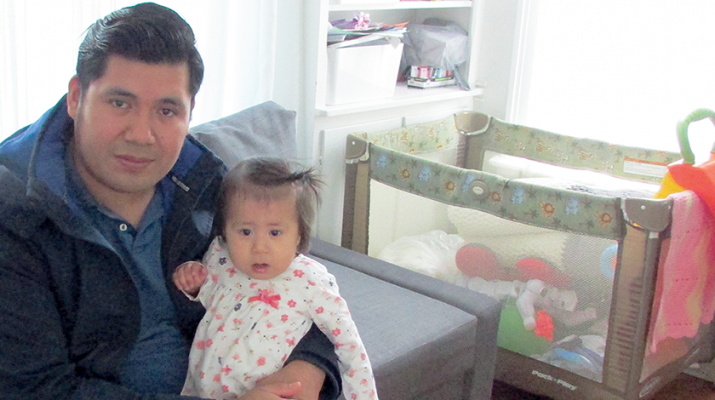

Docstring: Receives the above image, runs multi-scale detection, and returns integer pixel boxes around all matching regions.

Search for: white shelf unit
[298,0,485,243]
[316,82,483,117]
[313,0,483,116]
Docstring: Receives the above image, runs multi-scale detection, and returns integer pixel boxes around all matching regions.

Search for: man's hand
[239,382,302,400]
[255,360,326,400]
[172,261,208,297]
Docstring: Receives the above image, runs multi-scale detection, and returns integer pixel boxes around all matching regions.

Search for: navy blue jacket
[0,97,339,400]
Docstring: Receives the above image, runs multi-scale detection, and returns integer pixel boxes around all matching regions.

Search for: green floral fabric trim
[363,116,459,154]
[368,144,624,239]
[476,118,680,183]
[354,112,680,240]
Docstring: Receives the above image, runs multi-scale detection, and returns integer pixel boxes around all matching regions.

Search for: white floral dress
[181,237,378,400]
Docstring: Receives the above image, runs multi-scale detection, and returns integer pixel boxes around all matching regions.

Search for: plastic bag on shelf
[401,18,470,90]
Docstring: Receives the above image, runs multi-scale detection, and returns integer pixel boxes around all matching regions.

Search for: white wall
[473,0,522,120]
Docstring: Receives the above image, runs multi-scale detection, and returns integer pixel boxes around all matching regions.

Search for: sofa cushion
[312,255,479,400]
[189,101,297,169]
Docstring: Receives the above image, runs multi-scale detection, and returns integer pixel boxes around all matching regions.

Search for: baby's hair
[214,157,323,254]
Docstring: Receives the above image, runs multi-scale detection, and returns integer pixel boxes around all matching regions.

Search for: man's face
[67,55,193,205]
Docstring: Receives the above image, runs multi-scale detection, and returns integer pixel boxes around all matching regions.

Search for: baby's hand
[173,261,208,297]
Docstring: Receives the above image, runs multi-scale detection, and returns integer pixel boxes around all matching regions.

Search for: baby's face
[223,195,300,280]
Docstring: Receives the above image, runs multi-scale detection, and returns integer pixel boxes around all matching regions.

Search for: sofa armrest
[309,238,502,400]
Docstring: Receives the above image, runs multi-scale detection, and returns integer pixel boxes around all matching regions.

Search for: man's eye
[111,99,127,108]
[160,108,176,117]
[270,230,281,237]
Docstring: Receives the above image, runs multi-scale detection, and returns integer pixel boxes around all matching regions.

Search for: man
[0,3,339,399]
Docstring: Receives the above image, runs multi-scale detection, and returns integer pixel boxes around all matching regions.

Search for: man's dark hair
[76,2,204,98]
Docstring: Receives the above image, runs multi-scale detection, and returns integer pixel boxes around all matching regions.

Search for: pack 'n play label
[623,157,669,178]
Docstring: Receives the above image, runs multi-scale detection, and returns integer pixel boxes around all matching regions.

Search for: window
[512,1,715,163]
[1,0,278,140]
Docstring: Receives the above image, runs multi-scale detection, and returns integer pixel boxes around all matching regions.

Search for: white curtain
[0,0,278,139]
[511,0,715,162]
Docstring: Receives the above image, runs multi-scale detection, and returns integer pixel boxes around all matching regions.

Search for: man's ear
[67,76,81,119]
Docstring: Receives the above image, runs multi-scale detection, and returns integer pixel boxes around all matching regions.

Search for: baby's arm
[309,273,377,399]
[172,261,208,297]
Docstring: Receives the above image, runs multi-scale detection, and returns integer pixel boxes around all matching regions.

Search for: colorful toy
[536,335,605,381]
[497,302,553,356]
[516,279,548,330]
[454,243,503,280]
[462,276,519,300]
[655,108,715,218]
[515,257,572,288]
[455,242,571,287]
[515,279,578,330]
[600,244,618,280]
[534,310,555,342]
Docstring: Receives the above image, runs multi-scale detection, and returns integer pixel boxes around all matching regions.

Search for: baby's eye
[240,229,252,236]
[270,230,281,237]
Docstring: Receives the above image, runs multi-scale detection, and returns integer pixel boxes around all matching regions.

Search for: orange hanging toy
[654,108,715,217]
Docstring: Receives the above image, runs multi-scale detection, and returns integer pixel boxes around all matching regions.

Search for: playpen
[340,111,715,400]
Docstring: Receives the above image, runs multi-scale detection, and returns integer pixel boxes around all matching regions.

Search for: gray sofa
[189,102,502,400]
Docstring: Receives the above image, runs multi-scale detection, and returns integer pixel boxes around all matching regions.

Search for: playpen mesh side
[341,114,715,400]
[370,200,619,383]
[366,142,626,240]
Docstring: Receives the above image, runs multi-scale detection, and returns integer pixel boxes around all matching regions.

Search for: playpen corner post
[603,198,672,395]
[454,111,491,170]
[341,135,371,254]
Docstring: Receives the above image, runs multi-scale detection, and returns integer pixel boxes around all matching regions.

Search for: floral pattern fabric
[352,113,680,240]
[362,116,458,154]
[181,237,377,400]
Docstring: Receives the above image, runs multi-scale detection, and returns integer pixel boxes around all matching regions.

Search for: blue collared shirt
[65,155,188,394]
